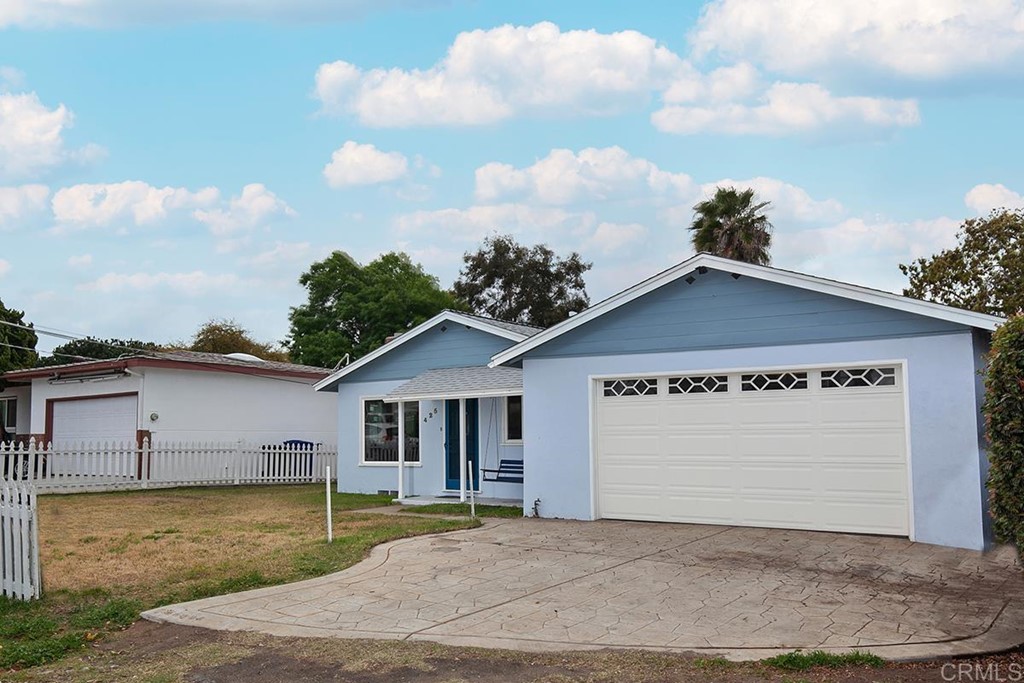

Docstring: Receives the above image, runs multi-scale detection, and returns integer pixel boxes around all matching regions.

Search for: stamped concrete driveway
[144,518,1024,660]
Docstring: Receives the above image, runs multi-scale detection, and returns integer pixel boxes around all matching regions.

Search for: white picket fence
[0,440,337,494]
[0,481,40,600]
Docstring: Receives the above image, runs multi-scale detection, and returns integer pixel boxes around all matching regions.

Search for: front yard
[2,485,1020,682]
[0,485,476,671]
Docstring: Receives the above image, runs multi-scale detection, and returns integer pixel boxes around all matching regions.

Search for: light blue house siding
[340,323,516,383]
[517,272,990,551]
[526,270,964,358]
[330,320,524,499]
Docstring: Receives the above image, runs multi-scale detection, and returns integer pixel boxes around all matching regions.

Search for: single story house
[1,351,337,447]
[317,254,1002,551]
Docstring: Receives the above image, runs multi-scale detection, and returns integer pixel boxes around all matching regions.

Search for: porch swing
[480,399,524,484]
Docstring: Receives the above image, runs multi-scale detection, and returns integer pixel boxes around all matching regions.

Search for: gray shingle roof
[384,366,523,400]
[5,349,331,378]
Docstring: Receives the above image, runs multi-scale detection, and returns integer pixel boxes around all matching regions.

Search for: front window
[504,396,523,443]
[1,398,16,434]
[363,399,419,463]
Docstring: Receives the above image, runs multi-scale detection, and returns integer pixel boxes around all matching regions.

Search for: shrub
[762,650,884,671]
[983,314,1024,552]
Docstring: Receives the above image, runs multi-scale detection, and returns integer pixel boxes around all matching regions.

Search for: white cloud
[775,216,961,291]
[0,258,9,277]
[585,222,649,254]
[315,22,684,126]
[51,181,218,229]
[67,253,92,267]
[0,0,444,27]
[0,184,49,229]
[0,91,103,180]
[192,183,296,236]
[323,141,408,188]
[245,241,315,268]
[475,146,694,205]
[695,177,845,223]
[690,0,1024,82]
[964,183,1024,214]
[396,203,595,242]
[0,66,25,89]
[79,271,241,296]
[653,82,919,136]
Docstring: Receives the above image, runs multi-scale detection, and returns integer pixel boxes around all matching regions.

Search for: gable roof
[313,310,538,392]
[489,253,1005,367]
[3,350,332,383]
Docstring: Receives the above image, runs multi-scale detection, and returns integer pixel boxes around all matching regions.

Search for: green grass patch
[762,650,885,671]
[399,503,522,518]
[6,487,475,673]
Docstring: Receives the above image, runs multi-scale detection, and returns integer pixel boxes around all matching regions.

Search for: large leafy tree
[452,234,591,328]
[288,251,460,367]
[186,319,290,362]
[900,209,1024,317]
[0,298,37,375]
[690,186,773,265]
[35,338,163,367]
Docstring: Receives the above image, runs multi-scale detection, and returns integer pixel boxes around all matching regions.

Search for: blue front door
[445,399,479,490]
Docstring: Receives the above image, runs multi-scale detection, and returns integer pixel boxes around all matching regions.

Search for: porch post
[397,400,405,500]
[458,397,467,503]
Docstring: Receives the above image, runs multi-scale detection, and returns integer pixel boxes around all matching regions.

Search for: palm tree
[689,187,773,265]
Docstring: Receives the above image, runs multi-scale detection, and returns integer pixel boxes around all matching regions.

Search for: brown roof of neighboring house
[3,350,332,383]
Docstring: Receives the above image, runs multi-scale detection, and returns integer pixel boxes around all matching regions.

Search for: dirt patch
[30,621,1019,683]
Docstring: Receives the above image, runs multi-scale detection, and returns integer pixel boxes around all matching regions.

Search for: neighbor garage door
[594,365,908,536]
[51,395,138,448]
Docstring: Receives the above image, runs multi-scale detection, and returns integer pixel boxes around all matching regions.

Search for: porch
[383,366,524,505]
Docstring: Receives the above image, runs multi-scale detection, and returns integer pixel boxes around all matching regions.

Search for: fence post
[326,466,333,543]
[233,442,242,486]
[141,439,150,489]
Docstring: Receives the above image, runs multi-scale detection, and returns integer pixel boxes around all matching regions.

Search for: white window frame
[501,395,523,445]
[359,396,422,467]
[0,397,16,432]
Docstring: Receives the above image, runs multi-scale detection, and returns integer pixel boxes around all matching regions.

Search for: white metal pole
[468,461,476,518]
[397,400,405,500]
[326,466,333,543]
[458,397,467,503]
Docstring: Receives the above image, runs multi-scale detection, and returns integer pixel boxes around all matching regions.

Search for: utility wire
[0,319,321,387]
[0,341,100,361]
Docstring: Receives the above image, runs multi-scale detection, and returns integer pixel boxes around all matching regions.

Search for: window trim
[502,395,523,445]
[0,397,15,432]
[359,396,423,467]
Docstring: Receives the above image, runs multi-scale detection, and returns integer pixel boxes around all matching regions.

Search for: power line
[0,319,321,387]
[0,341,100,361]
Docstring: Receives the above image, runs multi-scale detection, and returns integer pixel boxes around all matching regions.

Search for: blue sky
[1,0,1023,352]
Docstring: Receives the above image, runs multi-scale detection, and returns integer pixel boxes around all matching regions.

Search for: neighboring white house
[0,351,337,447]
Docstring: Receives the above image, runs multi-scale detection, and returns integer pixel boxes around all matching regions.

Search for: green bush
[983,314,1024,552]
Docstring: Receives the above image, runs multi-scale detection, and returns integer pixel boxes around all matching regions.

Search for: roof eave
[314,310,530,392]
[489,253,1005,367]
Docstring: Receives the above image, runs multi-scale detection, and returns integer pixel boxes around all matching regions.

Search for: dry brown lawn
[36,486,475,602]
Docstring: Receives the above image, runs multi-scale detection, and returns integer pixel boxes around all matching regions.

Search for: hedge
[983,314,1024,552]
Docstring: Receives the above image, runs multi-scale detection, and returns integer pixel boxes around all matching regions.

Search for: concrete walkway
[143,518,1024,661]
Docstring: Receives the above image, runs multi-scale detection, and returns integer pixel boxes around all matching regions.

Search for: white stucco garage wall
[141,368,336,445]
[28,374,143,438]
[522,331,988,551]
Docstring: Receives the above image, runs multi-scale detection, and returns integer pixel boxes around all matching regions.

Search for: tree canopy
[451,234,591,328]
[287,251,460,368]
[186,319,290,362]
[690,186,773,265]
[0,299,37,377]
[900,209,1024,317]
[35,338,163,367]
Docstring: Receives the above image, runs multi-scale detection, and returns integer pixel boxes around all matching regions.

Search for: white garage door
[51,395,138,448]
[595,365,909,536]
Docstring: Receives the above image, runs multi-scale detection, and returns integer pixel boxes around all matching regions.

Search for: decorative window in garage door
[668,375,729,394]
[821,367,897,389]
[740,371,808,392]
[603,378,658,397]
